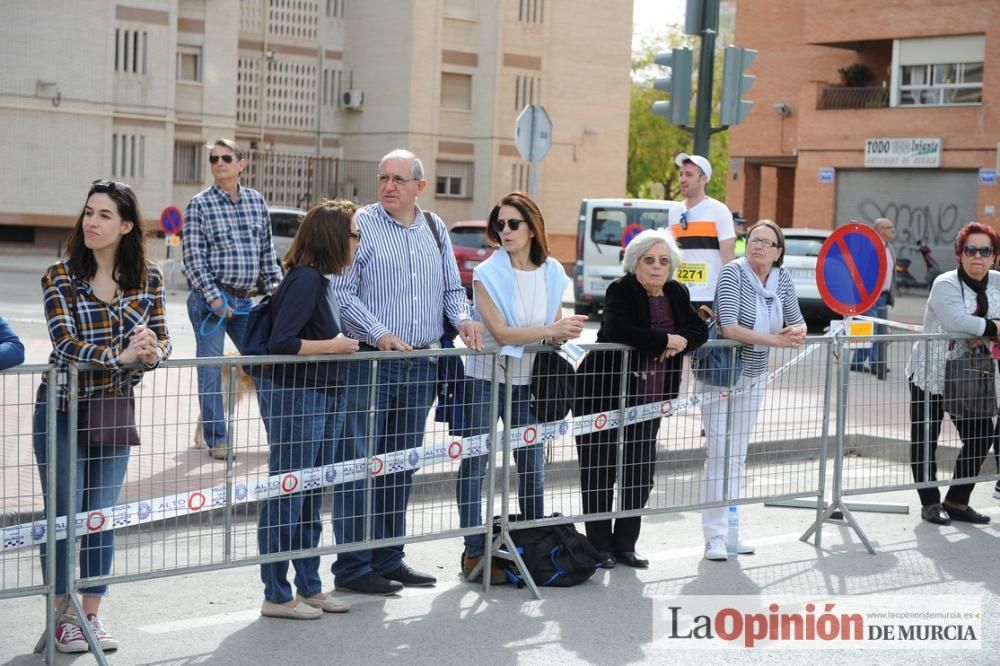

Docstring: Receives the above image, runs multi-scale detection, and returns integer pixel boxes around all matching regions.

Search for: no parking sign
[816,223,887,317]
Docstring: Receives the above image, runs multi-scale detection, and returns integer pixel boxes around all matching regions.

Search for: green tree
[629,31,731,202]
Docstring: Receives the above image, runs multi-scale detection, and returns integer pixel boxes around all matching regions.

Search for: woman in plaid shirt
[32,180,171,653]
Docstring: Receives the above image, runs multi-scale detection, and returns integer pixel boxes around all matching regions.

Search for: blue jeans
[331,354,437,584]
[32,395,131,596]
[457,380,544,558]
[258,385,343,603]
[851,292,889,368]
[186,290,255,448]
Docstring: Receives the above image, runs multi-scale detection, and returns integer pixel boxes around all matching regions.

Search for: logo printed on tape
[594,413,608,430]
[523,426,537,445]
[408,450,420,467]
[281,474,299,493]
[32,524,46,542]
[370,456,384,477]
[235,484,248,501]
[188,492,207,512]
[87,511,106,532]
[138,502,152,520]
[448,441,463,459]
[325,467,336,484]
[660,400,673,415]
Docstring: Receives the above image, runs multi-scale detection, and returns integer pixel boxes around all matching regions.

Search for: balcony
[816,85,889,110]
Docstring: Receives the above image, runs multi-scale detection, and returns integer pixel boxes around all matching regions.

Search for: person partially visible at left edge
[33,180,171,653]
[182,138,283,460]
[0,313,25,370]
[329,148,483,595]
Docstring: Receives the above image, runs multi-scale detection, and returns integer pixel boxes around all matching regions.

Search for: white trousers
[700,372,767,541]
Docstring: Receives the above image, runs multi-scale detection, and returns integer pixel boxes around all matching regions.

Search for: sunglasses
[679,210,688,231]
[208,154,236,164]
[963,245,995,258]
[492,218,525,233]
[641,256,671,266]
[90,179,130,194]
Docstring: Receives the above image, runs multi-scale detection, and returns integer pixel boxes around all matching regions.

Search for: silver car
[269,206,305,259]
[781,228,839,326]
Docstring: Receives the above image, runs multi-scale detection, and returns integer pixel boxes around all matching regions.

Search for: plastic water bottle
[725,506,739,554]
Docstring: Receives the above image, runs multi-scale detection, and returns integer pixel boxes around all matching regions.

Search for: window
[591,207,669,247]
[115,28,148,74]
[518,0,544,23]
[173,141,203,184]
[322,66,342,108]
[440,72,472,110]
[177,46,202,82]
[435,161,472,198]
[514,74,540,111]
[325,0,344,17]
[112,133,145,179]
[899,62,982,106]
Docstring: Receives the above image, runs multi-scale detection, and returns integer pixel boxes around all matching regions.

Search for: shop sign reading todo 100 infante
[864,137,942,168]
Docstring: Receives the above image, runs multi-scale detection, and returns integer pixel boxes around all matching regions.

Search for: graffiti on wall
[855,199,962,284]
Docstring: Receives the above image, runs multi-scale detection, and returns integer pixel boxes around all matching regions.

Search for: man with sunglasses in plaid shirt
[183,138,283,460]
[667,153,737,310]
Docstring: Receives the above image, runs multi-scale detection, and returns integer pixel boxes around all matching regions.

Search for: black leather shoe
[614,551,649,569]
[383,565,437,587]
[334,571,404,595]
[920,504,951,526]
[944,504,991,525]
[595,551,616,569]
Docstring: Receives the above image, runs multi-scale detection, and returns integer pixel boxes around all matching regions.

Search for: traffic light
[720,46,757,126]
[651,47,693,127]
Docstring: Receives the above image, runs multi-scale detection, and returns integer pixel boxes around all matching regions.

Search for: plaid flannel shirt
[40,261,172,410]
[181,183,283,304]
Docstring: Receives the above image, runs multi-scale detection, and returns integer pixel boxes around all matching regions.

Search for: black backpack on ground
[493,514,604,587]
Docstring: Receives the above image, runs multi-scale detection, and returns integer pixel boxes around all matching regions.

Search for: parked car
[269,206,306,260]
[448,220,493,296]
[782,228,839,326]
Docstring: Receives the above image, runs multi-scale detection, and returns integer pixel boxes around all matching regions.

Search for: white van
[572,198,682,317]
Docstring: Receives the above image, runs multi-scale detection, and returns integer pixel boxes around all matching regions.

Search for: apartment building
[727,0,999,281]
[0,0,632,261]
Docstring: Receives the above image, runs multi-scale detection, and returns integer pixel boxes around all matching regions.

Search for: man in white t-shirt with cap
[666,153,736,308]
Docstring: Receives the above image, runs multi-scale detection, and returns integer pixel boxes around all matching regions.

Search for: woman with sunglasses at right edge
[908,222,1000,527]
[456,191,586,584]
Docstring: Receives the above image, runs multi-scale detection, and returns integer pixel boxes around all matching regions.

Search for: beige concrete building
[0,0,632,263]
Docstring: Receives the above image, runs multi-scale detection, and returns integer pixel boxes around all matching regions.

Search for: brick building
[0,0,632,262]
[727,0,999,281]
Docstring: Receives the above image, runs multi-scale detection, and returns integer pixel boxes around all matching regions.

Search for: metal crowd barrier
[3,332,1000,661]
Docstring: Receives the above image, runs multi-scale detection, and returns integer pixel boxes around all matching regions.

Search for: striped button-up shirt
[182,183,283,305]
[330,203,470,347]
[41,261,172,410]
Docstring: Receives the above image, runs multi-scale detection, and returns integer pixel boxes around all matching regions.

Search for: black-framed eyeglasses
[90,179,131,193]
[492,218,524,233]
[641,255,671,266]
[377,173,416,187]
[679,210,688,231]
[209,154,235,164]
[349,230,362,241]
[963,245,995,258]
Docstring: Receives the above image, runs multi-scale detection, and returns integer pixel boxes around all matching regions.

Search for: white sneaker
[87,614,119,651]
[993,484,1000,500]
[705,536,728,561]
[735,542,755,555]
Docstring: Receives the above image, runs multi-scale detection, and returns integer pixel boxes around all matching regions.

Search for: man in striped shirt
[182,138,283,460]
[329,149,483,595]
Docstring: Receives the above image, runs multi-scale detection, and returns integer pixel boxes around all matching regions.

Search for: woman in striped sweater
[700,219,806,562]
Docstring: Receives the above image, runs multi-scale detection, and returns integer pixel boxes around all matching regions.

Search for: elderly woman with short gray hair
[575,229,707,568]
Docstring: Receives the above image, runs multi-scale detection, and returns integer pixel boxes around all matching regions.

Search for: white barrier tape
[853,315,924,333]
[2,338,831,553]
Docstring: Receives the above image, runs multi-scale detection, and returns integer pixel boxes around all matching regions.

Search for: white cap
[675,153,712,181]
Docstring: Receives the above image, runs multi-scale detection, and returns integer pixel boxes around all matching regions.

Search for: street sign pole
[692,0,719,156]
[515,105,552,199]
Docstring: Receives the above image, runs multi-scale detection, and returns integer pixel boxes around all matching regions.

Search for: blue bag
[239,296,272,376]
[692,308,744,387]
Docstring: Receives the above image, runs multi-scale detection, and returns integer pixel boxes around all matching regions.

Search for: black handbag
[943,341,997,420]
[80,390,141,446]
[530,345,576,423]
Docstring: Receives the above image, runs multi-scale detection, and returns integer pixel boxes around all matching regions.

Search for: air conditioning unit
[342,89,364,110]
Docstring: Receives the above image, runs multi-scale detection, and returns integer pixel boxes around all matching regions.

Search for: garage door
[835,169,978,283]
